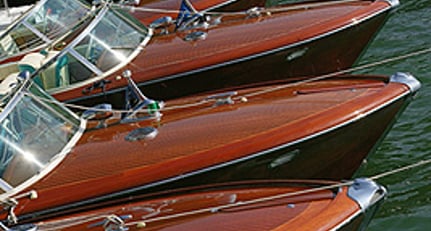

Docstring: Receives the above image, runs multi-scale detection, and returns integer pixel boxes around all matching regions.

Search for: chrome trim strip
[0,179,12,192]
[202,0,240,13]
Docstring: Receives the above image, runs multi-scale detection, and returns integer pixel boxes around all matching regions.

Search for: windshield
[0,0,90,59]
[35,7,149,90]
[0,80,80,192]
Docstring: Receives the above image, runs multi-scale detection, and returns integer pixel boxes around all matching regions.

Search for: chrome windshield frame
[0,78,85,201]
[0,0,92,60]
[42,4,152,93]
[20,21,51,44]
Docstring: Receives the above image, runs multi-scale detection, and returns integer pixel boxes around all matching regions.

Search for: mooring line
[26,44,431,115]
[31,156,431,230]
[121,156,431,227]
[113,0,363,16]
[369,158,431,181]
[236,46,431,99]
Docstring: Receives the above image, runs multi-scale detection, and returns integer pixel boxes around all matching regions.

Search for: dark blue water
[355,0,431,230]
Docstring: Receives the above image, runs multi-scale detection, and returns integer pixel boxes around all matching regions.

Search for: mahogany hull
[12,179,386,230]
[147,93,408,191]
[7,73,418,222]
[141,10,390,100]
[56,0,396,107]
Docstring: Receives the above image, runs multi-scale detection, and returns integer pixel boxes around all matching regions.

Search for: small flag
[175,0,199,29]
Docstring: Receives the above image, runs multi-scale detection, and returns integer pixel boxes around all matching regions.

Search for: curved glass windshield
[74,10,146,72]
[0,81,80,190]
[36,7,148,90]
[0,0,90,59]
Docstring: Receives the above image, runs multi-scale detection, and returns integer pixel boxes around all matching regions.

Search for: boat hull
[11,179,386,230]
[140,9,390,100]
[10,74,417,222]
[56,0,395,107]
[148,93,409,191]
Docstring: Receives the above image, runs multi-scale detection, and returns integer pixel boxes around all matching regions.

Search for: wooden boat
[0,70,418,223]
[5,178,387,230]
[0,0,399,107]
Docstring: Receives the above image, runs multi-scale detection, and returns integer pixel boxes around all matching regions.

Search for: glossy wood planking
[29,181,365,231]
[54,0,393,106]
[8,75,412,221]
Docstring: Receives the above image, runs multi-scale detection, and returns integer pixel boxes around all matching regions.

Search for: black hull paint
[67,10,390,108]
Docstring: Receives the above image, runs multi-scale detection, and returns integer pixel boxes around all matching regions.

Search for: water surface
[355,0,431,229]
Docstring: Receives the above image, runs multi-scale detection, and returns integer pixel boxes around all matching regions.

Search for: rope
[236,46,431,100]
[5,156,428,230]
[125,157,431,227]
[23,45,430,115]
[124,180,355,227]
[112,0,362,16]
[369,158,431,181]
[22,91,211,113]
[120,156,431,227]
[19,43,431,226]
[37,214,113,230]
[19,46,430,228]
[2,2,427,229]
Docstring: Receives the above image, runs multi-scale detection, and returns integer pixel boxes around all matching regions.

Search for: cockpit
[28,4,149,91]
[0,1,149,96]
[20,3,149,90]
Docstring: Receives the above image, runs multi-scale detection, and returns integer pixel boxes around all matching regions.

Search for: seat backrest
[55,55,70,87]
[18,52,45,73]
[40,51,70,89]
[18,52,46,88]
